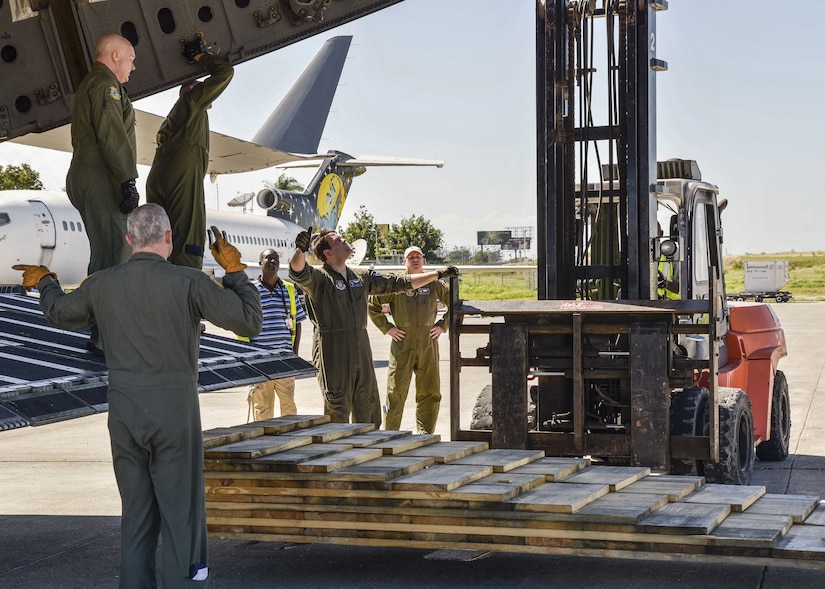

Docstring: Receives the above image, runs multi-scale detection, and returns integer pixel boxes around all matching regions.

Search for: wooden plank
[803,502,825,526]
[507,482,610,513]
[391,465,494,492]
[251,443,354,470]
[325,429,412,448]
[573,492,669,524]
[449,473,547,502]
[638,502,731,535]
[327,455,437,482]
[508,457,589,481]
[296,447,384,473]
[709,513,793,546]
[259,414,330,434]
[618,475,704,502]
[204,434,312,459]
[744,494,820,524]
[371,434,441,455]
[683,483,766,512]
[400,441,490,463]
[202,425,265,449]
[560,465,650,491]
[490,322,528,449]
[297,422,377,443]
[774,524,825,559]
[451,449,545,472]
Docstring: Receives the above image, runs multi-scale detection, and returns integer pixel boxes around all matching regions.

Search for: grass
[455,253,825,301]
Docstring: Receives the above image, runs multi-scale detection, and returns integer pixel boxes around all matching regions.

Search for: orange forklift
[449,0,789,484]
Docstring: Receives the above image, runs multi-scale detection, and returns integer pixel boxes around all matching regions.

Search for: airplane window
[0,212,10,227]
[78,222,83,233]
[62,220,68,231]
[70,221,76,231]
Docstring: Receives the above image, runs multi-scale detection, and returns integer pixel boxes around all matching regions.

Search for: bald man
[66,34,139,355]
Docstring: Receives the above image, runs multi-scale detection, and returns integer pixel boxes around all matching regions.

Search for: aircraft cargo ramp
[203,415,825,569]
[0,293,315,431]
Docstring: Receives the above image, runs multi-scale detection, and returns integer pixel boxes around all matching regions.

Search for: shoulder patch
[108,85,122,101]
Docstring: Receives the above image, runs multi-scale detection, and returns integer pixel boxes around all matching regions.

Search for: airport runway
[1,302,824,587]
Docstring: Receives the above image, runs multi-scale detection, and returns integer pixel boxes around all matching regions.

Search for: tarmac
[1,301,824,587]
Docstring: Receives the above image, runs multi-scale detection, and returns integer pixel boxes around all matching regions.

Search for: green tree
[341,205,378,260]
[0,163,44,190]
[385,214,444,262]
[272,172,304,191]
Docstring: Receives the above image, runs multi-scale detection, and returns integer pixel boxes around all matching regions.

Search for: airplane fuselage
[0,190,302,287]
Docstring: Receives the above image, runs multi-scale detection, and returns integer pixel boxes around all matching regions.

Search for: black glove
[295,226,313,252]
[182,34,208,63]
[657,271,667,289]
[119,179,140,214]
[437,266,460,280]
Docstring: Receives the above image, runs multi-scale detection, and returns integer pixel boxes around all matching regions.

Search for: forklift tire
[669,387,709,476]
[703,388,755,485]
[756,370,791,461]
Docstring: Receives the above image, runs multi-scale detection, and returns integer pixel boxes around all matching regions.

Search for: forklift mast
[536,0,667,301]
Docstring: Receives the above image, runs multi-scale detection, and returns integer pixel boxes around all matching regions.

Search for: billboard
[477,230,512,246]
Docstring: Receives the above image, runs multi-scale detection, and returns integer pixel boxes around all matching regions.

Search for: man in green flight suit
[368,245,450,434]
[147,43,234,269]
[66,34,140,354]
[289,227,458,427]
[14,205,262,587]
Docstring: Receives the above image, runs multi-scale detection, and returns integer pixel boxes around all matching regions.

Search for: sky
[1,0,823,256]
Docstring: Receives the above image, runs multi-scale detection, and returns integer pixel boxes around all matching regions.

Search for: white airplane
[0,36,442,288]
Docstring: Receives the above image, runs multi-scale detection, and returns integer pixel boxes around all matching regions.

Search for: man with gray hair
[14,203,262,587]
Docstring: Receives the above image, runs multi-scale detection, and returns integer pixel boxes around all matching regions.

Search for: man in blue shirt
[247,249,307,420]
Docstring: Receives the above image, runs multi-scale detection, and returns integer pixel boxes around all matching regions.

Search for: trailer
[728,260,793,302]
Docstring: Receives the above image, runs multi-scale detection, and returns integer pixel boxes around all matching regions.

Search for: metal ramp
[0,293,315,431]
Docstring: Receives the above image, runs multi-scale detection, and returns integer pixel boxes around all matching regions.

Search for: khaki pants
[248,378,297,421]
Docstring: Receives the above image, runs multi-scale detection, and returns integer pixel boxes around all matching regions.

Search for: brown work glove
[209,226,247,273]
[13,264,57,290]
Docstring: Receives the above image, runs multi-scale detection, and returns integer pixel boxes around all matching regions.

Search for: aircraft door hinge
[254,6,281,28]
[34,82,62,106]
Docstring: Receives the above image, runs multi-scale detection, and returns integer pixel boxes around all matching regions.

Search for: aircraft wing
[0,1,404,142]
[277,155,446,169]
[11,110,320,176]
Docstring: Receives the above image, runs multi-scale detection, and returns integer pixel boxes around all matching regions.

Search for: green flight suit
[146,55,234,269]
[38,255,262,588]
[368,279,450,433]
[289,263,413,427]
[66,62,137,275]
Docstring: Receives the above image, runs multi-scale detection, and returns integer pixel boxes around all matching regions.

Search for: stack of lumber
[203,416,825,568]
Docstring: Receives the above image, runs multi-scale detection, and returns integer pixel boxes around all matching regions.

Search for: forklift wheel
[669,387,709,476]
[756,370,791,461]
[703,388,755,485]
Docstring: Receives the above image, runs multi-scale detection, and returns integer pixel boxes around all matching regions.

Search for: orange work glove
[209,226,247,273]
[12,264,57,290]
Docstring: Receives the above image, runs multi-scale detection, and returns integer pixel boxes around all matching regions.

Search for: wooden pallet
[203,416,825,568]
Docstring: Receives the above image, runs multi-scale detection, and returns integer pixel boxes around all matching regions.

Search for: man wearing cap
[289,228,458,427]
[146,47,234,269]
[368,246,450,433]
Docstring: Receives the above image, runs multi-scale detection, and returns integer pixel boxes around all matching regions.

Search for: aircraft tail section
[252,36,352,154]
[255,150,360,231]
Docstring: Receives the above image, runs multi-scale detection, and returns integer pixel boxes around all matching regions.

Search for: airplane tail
[249,35,443,232]
[252,36,352,155]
